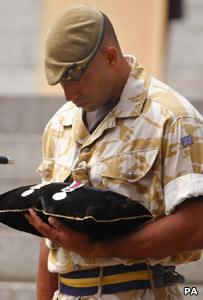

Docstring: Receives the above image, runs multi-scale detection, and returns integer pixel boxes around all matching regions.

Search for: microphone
[0,156,15,164]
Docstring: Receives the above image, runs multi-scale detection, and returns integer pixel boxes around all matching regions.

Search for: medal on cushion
[52,181,84,201]
[21,189,35,197]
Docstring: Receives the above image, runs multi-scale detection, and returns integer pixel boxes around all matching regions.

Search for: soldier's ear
[102,47,118,68]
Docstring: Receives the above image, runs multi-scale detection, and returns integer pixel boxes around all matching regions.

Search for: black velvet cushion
[0,181,152,239]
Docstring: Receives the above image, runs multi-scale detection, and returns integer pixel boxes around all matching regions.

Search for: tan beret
[44,3,104,85]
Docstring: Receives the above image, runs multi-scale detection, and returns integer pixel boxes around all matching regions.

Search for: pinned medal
[52,191,67,201]
[52,181,84,201]
[21,189,34,197]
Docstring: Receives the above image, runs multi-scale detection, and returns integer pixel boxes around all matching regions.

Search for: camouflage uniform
[38,56,203,300]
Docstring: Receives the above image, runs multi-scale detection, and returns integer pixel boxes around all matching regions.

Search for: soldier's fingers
[48,216,67,232]
[26,208,58,240]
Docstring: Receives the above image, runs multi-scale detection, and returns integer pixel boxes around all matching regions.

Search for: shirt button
[74,264,81,271]
[83,146,90,153]
[127,170,134,179]
[78,160,87,168]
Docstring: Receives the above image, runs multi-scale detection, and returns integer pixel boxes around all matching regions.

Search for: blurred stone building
[0,1,202,299]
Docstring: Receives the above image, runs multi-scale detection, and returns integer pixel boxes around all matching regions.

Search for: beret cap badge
[62,63,84,81]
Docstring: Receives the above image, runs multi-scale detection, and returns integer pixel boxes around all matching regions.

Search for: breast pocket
[98,148,159,184]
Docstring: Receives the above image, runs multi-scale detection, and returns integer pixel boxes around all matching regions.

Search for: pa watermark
[183,287,199,296]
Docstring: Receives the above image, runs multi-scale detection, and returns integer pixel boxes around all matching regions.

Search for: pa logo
[184,287,198,296]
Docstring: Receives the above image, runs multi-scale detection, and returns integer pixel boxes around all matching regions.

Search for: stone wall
[0,95,64,300]
[165,0,203,103]
[0,0,41,95]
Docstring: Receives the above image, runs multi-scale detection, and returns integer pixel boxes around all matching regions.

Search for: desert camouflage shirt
[38,56,203,275]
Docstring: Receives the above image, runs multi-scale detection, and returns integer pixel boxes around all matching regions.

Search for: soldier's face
[60,50,117,112]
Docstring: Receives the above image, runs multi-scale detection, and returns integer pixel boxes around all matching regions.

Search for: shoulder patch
[181,135,193,147]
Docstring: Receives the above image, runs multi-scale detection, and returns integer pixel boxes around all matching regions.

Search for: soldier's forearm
[37,240,58,300]
[92,198,203,259]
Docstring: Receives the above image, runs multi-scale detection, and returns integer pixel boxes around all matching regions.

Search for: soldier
[26,3,203,300]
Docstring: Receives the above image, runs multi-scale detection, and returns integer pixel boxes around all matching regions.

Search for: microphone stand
[0,156,15,164]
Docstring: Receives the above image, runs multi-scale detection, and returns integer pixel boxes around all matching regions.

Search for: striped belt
[59,263,151,297]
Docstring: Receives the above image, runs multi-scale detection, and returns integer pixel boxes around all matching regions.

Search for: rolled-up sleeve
[162,116,203,214]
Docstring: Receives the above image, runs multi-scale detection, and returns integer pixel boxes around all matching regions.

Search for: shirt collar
[62,55,151,127]
[62,102,78,126]
[112,55,151,118]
